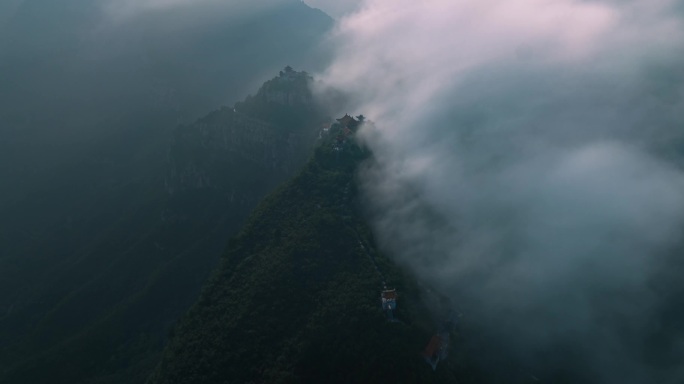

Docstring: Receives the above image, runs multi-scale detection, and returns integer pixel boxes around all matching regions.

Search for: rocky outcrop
[166,68,323,198]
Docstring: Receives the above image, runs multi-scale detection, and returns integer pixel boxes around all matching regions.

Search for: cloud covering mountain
[318,1,684,382]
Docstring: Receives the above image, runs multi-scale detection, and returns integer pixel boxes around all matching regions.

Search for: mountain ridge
[0,67,329,384]
[148,123,482,383]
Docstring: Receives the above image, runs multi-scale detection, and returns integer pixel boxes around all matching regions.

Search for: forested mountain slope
[149,127,482,383]
[0,69,326,384]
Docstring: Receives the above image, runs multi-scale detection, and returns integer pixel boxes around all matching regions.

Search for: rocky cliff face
[260,72,315,106]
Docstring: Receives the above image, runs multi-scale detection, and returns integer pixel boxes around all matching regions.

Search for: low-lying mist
[317,0,684,382]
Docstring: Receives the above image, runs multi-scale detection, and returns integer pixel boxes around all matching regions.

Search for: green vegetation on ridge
[149,131,481,383]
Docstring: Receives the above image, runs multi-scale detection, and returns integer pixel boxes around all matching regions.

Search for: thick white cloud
[318,0,684,382]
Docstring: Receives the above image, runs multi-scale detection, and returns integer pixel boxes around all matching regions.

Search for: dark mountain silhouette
[2,3,488,382]
[0,0,332,204]
[0,63,329,384]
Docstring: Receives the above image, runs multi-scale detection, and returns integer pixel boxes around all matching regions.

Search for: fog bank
[319,1,684,382]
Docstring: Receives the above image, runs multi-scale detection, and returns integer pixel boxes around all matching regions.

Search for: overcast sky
[304,0,362,18]
[100,0,363,19]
